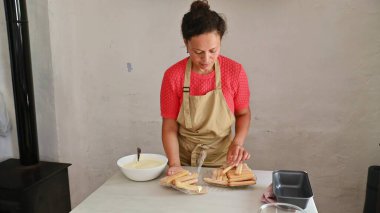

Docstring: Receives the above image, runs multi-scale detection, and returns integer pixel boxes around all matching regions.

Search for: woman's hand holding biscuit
[227,143,250,166]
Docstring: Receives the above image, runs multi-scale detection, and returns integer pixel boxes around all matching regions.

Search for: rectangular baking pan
[272,170,313,209]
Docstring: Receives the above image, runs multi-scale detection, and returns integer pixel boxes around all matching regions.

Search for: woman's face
[185,31,221,73]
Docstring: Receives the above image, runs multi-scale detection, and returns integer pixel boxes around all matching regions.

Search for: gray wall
[0,0,379,212]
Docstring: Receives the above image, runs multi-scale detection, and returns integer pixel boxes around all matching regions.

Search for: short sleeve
[160,71,180,119]
[234,66,250,111]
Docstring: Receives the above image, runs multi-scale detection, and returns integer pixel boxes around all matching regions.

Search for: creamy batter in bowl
[117,154,168,181]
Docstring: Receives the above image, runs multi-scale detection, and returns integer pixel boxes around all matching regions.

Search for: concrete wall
[1,0,379,212]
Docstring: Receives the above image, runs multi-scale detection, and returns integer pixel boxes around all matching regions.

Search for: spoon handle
[137,147,141,161]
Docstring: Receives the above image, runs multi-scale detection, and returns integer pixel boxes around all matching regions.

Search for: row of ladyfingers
[203,163,256,187]
[160,170,206,194]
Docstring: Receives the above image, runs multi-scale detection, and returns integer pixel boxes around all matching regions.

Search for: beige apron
[177,58,235,167]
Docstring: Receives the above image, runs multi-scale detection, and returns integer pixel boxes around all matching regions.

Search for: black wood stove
[0,159,71,213]
[0,0,71,212]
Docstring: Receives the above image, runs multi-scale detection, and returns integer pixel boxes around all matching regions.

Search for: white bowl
[117,153,168,181]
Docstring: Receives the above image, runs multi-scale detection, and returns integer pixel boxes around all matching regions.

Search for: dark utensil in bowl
[137,147,141,162]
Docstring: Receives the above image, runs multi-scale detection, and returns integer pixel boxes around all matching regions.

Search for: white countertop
[71,167,318,213]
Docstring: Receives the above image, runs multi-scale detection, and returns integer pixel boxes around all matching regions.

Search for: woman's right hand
[166,165,183,176]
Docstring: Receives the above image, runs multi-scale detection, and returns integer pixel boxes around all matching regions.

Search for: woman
[160,0,251,175]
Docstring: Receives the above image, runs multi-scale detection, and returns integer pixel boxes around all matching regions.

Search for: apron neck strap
[183,59,193,128]
[214,59,221,89]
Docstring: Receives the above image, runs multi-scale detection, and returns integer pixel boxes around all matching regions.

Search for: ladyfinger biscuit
[242,163,252,171]
[173,177,198,186]
[164,170,190,184]
[212,169,218,179]
[182,178,198,185]
[228,175,254,182]
[217,169,224,181]
[222,165,234,174]
[203,178,228,186]
[235,163,243,175]
[175,181,203,193]
[222,174,228,181]
[226,170,252,179]
[175,173,198,182]
[228,180,256,187]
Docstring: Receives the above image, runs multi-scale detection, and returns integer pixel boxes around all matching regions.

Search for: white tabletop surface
[71,167,318,213]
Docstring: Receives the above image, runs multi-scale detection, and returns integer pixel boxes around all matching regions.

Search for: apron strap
[215,59,221,90]
[183,59,192,128]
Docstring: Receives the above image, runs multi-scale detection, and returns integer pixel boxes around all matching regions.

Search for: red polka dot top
[160,55,250,119]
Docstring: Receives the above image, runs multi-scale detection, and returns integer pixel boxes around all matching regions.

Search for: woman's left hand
[227,143,251,166]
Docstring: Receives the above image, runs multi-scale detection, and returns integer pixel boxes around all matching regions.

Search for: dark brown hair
[181,0,226,41]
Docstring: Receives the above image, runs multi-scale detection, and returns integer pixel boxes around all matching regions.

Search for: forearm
[162,133,181,167]
[233,108,251,146]
[162,119,181,167]
[227,108,251,165]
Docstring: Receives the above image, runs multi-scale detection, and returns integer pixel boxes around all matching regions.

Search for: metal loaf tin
[272,170,313,209]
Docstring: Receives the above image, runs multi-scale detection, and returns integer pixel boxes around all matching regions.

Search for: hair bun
[190,0,210,12]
